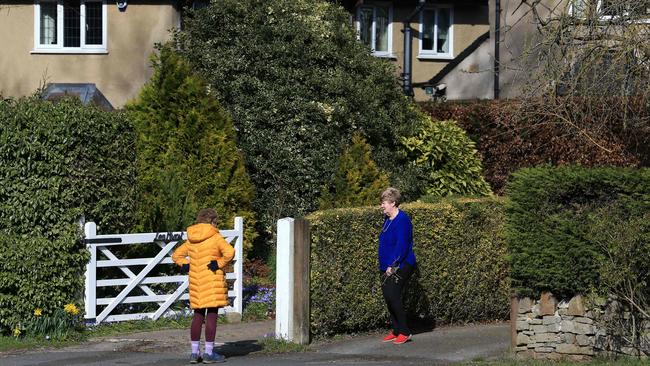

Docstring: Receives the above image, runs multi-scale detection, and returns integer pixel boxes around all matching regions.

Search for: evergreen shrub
[0,98,135,333]
[319,133,389,209]
[506,166,650,298]
[308,198,509,337]
[175,0,423,233]
[127,44,257,252]
[401,118,491,197]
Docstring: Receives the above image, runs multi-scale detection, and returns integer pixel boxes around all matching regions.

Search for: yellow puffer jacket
[172,223,235,309]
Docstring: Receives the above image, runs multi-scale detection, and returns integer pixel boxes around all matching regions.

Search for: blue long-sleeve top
[378,210,417,271]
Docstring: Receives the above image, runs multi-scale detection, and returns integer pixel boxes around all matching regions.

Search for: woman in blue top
[378,187,417,345]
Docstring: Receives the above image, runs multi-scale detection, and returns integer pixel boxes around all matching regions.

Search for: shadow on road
[216,339,263,357]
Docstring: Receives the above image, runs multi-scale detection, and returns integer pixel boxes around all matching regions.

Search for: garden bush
[308,198,509,337]
[319,133,389,209]
[401,118,491,197]
[0,97,135,334]
[420,100,643,194]
[505,166,650,298]
[175,0,423,234]
[127,44,257,252]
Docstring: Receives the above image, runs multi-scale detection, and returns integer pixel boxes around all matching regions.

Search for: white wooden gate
[83,218,243,324]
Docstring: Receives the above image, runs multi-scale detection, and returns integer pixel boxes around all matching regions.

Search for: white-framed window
[418,6,453,59]
[571,0,650,19]
[356,3,393,57]
[33,0,107,53]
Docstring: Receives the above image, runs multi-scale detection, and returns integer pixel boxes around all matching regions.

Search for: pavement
[0,320,511,366]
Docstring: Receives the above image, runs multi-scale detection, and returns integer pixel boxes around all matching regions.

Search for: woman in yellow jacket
[172,208,235,364]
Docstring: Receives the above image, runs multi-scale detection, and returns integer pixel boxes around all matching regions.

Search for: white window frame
[418,5,454,60]
[355,2,394,58]
[33,0,108,54]
[570,0,650,22]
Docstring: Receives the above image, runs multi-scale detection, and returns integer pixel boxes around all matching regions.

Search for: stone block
[543,315,561,325]
[523,330,534,336]
[561,333,576,344]
[556,344,594,355]
[532,304,541,317]
[574,317,594,324]
[528,318,543,325]
[518,297,533,313]
[574,322,595,335]
[516,333,530,346]
[534,333,560,343]
[560,320,575,333]
[517,320,530,330]
[567,295,586,316]
[540,292,557,316]
[516,350,535,359]
[576,335,592,346]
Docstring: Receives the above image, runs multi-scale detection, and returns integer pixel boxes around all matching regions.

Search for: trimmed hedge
[506,166,650,298]
[0,98,136,333]
[308,198,509,337]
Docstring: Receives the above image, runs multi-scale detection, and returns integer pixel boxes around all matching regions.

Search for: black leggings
[381,263,414,336]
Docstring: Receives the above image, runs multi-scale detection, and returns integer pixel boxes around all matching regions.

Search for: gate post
[275,217,310,344]
[84,222,97,323]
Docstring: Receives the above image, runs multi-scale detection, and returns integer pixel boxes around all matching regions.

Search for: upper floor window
[34,0,107,53]
[356,3,393,57]
[419,6,453,59]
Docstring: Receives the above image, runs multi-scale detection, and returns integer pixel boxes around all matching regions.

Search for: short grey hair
[380,187,402,207]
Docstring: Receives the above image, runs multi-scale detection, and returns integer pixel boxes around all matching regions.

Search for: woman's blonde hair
[380,187,402,207]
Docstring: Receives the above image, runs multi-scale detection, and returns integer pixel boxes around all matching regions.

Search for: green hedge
[308,198,509,337]
[0,98,136,333]
[505,166,650,298]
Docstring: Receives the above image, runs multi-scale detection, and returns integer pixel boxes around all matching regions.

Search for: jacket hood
[187,223,218,243]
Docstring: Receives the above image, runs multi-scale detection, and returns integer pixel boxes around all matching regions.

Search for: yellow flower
[64,303,79,315]
[12,327,21,337]
[34,308,43,316]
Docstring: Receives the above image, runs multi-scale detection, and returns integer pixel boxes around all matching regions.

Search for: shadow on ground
[217,340,263,357]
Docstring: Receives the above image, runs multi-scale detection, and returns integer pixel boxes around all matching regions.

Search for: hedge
[420,100,643,194]
[308,198,509,337]
[505,166,650,298]
[0,98,136,333]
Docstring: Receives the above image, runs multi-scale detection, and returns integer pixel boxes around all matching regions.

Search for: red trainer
[392,334,412,344]
[382,332,398,342]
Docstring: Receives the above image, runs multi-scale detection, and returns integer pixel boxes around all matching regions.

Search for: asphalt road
[1,321,511,366]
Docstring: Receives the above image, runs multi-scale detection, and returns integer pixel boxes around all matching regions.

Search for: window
[34,0,107,53]
[419,7,453,59]
[356,4,393,57]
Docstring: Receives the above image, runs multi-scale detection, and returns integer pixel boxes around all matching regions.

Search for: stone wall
[514,293,648,360]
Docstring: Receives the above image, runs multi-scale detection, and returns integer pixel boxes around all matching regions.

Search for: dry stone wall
[514,293,648,360]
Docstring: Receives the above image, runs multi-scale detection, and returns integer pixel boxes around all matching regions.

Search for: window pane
[40,2,57,45]
[359,7,373,48]
[437,9,450,54]
[85,1,102,45]
[422,10,435,51]
[63,0,80,47]
[375,6,389,52]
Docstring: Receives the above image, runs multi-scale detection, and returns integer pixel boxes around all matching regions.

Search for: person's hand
[180,263,190,273]
[385,267,394,276]
[207,260,219,272]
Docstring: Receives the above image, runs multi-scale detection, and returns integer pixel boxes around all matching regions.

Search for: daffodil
[34,308,43,316]
[64,303,79,315]
[12,327,21,337]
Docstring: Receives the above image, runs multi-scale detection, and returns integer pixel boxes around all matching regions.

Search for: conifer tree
[127,43,257,251]
[320,133,390,209]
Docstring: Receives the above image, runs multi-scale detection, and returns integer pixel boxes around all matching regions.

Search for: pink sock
[191,341,199,354]
[204,342,213,355]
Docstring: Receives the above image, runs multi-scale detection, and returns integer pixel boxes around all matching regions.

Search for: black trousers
[380,262,414,336]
